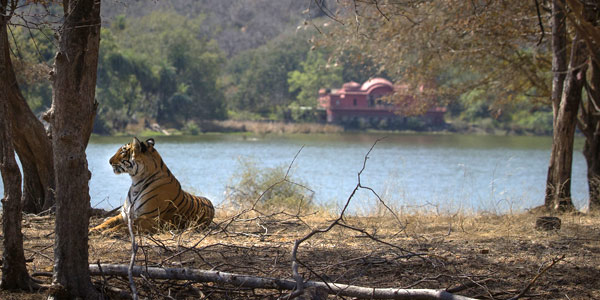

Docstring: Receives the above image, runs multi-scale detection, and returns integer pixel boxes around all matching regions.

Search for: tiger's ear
[132,137,141,151]
[145,138,155,149]
[132,137,146,153]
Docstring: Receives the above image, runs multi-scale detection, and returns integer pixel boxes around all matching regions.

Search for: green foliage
[223,30,312,117]
[226,158,315,212]
[510,110,553,135]
[8,25,56,114]
[458,89,493,122]
[10,26,56,62]
[287,103,324,122]
[336,49,387,84]
[21,79,53,115]
[222,25,382,120]
[338,116,431,131]
[11,3,556,136]
[288,51,343,107]
[182,121,201,135]
[95,28,153,132]
[95,12,226,131]
[226,110,265,121]
[447,86,553,135]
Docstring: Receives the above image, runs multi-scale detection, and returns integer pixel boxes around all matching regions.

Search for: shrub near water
[225,158,314,212]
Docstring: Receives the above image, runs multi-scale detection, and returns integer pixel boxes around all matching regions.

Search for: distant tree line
[11,5,554,134]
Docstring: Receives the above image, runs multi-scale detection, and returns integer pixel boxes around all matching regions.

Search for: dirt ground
[2,209,599,299]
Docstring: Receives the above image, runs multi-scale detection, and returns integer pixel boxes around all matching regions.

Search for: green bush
[182,121,201,135]
[512,110,553,135]
[476,117,498,133]
[403,117,427,131]
[227,110,265,121]
[225,158,315,212]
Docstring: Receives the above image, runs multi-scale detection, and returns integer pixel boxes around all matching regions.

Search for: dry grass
[212,120,343,134]
[4,209,600,299]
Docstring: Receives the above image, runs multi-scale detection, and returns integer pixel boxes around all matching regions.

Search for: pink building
[318,78,445,125]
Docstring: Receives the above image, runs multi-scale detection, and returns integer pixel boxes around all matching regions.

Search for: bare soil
[2,210,599,299]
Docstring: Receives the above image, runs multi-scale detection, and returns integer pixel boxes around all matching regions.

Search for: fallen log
[89,264,476,300]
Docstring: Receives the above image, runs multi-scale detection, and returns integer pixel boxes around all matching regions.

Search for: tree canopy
[6,1,560,134]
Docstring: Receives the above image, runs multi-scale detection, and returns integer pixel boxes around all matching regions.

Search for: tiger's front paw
[89,223,126,237]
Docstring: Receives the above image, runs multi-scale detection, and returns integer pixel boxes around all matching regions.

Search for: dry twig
[288,138,419,298]
[508,255,566,300]
[126,204,139,300]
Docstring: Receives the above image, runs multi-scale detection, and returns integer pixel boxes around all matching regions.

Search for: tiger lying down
[91,138,214,235]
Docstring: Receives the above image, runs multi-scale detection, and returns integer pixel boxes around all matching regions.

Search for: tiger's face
[109,137,156,177]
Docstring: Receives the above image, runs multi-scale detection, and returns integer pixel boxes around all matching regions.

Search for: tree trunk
[8,84,55,213]
[0,14,30,286]
[548,30,587,211]
[11,102,55,213]
[49,0,102,298]
[0,102,31,291]
[584,134,600,211]
[20,158,46,212]
[545,0,568,209]
[0,0,55,214]
[581,1,600,212]
[582,59,600,211]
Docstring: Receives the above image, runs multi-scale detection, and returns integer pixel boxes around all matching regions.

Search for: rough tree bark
[0,0,55,214]
[48,0,102,298]
[545,0,591,212]
[0,68,31,291]
[549,31,587,211]
[574,0,600,212]
[581,52,600,211]
[544,0,568,209]
[9,86,55,213]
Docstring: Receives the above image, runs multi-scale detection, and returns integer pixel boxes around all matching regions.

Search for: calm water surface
[1,133,589,213]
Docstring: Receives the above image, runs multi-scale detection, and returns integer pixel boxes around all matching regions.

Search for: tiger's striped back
[91,138,214,234]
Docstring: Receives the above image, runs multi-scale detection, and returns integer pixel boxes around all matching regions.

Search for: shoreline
[101,119,554,137]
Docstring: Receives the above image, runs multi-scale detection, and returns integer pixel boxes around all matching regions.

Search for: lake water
[0,133,589,213]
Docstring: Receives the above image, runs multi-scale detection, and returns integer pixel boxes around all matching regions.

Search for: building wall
[318,79,445,126]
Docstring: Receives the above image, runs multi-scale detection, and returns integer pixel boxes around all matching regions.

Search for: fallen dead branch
[89,263,477,300]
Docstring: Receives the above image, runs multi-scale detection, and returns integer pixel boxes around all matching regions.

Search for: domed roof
[361,78,393,92]
[341,81,361,91]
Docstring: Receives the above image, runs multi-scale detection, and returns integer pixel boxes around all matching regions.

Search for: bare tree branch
[534,0,545,46]
[89,264,477,300]
[287,138,413,298]
[126,204,139,300]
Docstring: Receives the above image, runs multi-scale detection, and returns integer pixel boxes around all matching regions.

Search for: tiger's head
[109,137,157,177]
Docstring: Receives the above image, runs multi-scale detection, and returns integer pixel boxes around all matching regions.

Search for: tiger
[90,137,214,234]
